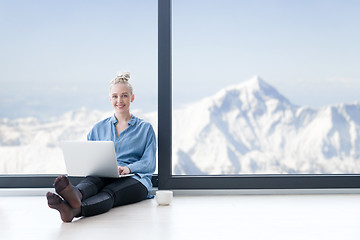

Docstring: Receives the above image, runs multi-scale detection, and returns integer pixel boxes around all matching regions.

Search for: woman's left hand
[118,166,131,175]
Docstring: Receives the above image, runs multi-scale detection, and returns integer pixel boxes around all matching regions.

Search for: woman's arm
[126,126,156,176]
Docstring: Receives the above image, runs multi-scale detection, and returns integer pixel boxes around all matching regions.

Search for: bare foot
[54,175,82,209]
[46,192,76,222]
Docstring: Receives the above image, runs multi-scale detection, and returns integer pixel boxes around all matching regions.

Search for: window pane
[172,0,360,175]
[0,1,157,174]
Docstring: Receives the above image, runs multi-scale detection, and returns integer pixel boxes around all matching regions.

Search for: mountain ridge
[172,76,360,174]
[1,76,360,174]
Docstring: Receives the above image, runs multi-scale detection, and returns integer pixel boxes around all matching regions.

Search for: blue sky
[0,0,157,118]
[0,0,359,119]
[172,0,360,108]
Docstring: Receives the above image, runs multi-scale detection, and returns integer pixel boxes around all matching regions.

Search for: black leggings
[75,176,148,217]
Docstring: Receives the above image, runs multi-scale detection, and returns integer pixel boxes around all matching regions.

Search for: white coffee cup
[156,190,173,205]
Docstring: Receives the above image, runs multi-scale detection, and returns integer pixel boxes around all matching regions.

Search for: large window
[171,0,360,175]
[0,1,157,177]
[1,0,360,189]
[158,0,360,189]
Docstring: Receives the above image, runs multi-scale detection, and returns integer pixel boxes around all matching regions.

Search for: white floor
[1,191,360,240]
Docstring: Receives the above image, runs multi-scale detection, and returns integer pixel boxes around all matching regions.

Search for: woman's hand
[118,166,131,175]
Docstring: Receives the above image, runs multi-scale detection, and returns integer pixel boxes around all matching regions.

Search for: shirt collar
[128,115,136,126]
[111,114,136,126]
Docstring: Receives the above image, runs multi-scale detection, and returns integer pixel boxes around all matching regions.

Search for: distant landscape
[1,76,359,174]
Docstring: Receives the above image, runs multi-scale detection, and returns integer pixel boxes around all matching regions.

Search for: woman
[47,72,156,222]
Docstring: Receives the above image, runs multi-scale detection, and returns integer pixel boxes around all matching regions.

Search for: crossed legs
[47,175,148,222]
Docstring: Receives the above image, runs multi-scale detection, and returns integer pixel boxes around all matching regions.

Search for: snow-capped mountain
[1,76,360,174]
[0,108,110,173]
[172,76,360,174]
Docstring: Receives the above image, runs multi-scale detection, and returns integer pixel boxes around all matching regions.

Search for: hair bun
[109,71,133,94]
[115,71,131,82]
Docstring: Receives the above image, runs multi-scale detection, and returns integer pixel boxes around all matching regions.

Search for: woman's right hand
[118,166,131,175]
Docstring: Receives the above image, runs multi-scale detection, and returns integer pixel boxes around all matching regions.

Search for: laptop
[60,141,134,178]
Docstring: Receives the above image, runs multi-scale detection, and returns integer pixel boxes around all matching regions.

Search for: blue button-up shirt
[87,114,156,195]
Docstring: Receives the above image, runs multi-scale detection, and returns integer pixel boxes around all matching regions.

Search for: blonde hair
[109,71,133,95]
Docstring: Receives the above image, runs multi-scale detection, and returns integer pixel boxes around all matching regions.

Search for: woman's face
[109,83,134,114]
